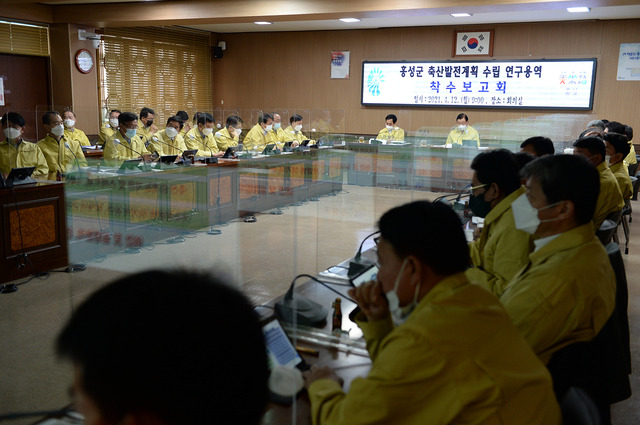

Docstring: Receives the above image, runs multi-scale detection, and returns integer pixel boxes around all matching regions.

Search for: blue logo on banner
[367,68,384,96]
[467,38,479,49]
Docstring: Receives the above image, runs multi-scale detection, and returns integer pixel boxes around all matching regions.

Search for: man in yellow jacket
[184,112,223,158]
[148,116,188,157]
[501,154,615,366]
[243,113,273,152]
[103,112,152,166]
[98,109,120,148]
[446,113,480,147]
[266,113,286,148]
[376,114,404,141]
[573,136,624,230]
[282,114,307,148]
[38,111,88,180]
[0,112,48,178]
[62,110,91,147]
[214,115,243,152]
[605,121,636,168]
[304,201,561,425]
[604,132,633,200]
[137,107,157,147]
[466,149,533,296]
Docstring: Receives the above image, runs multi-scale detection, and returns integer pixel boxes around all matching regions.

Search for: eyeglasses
[469,183,487,195]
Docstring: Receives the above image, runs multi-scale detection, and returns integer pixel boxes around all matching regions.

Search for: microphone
[64,141,81,172]
[152,135,185,155]
[112,138,151,171]
[433,184,471,203]
[198,134,217,164]
[275,274,334,327]
[347,230,380,277]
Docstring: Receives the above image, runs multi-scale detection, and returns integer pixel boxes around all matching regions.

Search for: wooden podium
[0,182,68,283]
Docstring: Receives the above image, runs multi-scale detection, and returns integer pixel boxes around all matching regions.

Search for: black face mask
[145,119,154,127]
[468,191,492,218]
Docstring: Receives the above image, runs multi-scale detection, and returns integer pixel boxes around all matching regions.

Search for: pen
[296,346,320,356]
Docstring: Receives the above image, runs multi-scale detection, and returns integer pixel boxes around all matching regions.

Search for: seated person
[466,150,533,296]
[62,109,91,147]
[57,270,269,425]
[266,113,286,148]
[304,201,561,425]
[605,121,636,167]
[243,113,273,152]
[501,154,616,365]
[376,114,405,141]
[137,107,157,146]
[214,115,243,152]
[38,111,88,180]
[98,109,120,148]
[184,112,223,157]
[520,136,554,157]
[446,113,480,147]
[604,132,633,200]
[103,111,152,166]
[283,114,312,148]
[0,112,48,178]
[176,110,192,137]
[148,116,188,157]
[573,136,624,230]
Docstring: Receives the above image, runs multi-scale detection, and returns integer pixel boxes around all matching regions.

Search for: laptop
[5,166,36,187]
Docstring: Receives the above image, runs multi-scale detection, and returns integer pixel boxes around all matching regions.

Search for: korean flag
[455,31,492,56]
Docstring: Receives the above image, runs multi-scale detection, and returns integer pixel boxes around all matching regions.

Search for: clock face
[76,49,94,73]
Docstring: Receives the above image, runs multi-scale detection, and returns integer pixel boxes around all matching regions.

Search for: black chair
[561,387,601,425]
[596,219,617,246]
[627,162,638,178]
[620,198,633,254]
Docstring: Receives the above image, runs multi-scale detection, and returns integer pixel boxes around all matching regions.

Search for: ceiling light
[567,7,590,13]
[339,18,361,23]
[254,21,272,25]
[451,13,473,17]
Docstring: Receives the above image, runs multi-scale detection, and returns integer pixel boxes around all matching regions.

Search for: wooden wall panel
[213,19,640,138]
[69,24,100,136]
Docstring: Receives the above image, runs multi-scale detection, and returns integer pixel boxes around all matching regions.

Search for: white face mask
[51,124,65,137]
[511,193,560,235]
[457,124,467,131]
[165,127,178,139]
[384,259,420,325]
[265,124,273,132]
[64,119,75,129]
[202,127,213,136]
[109,118,119,128]
[4,127,21,140]
[233,127,242,136]
[294,124,302,132]
[605,155,611,164]
[386,125,394,130]
[274,123,281,130]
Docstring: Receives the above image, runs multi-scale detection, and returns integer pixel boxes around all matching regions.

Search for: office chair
[596,219,617,246]
[560,387,601,425]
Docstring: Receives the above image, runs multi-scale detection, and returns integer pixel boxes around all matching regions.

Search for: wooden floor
[1,184,638,423]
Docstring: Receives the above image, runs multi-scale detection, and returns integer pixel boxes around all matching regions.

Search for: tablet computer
[301,139,311,147]
[262,143,276,155]
[159,155,178,164]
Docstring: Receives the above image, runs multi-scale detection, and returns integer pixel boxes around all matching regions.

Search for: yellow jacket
[376,127,405,141]
[609,161,633,200]
[467,186,533,296]
[64,128,90,147]
[308,272,561,425]
[266,127,286,148]
[37,134,88,180]
[242,124,269,151]
[625,142,636,166]
[446,125,480,147]
[282,125,306,144]
[593,162,625,231]
[98,123,117,147]
[500,223,616,365]
[214,127,239,151]
[184,127,220,157]
[148,130,187,157]
[103,130,150,166]
[0,139,49,177]
[137,120,155,146]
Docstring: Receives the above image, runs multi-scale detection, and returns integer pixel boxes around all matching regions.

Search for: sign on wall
[361,59,597,110]
[331,51,350,79]
[617,43,640,81]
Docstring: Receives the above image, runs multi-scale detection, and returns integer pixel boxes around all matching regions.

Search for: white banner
[361,59,596,110]
[617,43,640,81]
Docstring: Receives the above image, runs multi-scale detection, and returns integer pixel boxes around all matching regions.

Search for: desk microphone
[347,230,380,278]
[433,184,471,204]
[113,138,147,161]
[151,135,185,156]
[197,135,217,164]
[276,274,344,328]
[64,141,81,172]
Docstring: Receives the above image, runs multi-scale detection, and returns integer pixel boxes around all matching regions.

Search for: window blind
[100,27,212,124]
[0,20,50,57]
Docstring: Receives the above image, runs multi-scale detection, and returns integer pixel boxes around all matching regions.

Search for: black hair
[385,114,397,124]
[259,113,273,124]
[521,155,599,226]
[57,270,269,425]
[601,119,609,124]
[520,136,555,157]
[290,114,303,124]
[1,112,26,128]
[226,115,243,127]
[604,132,630,158]
[471,149,521,195]
[42,111,61,126]
[140,107,155,118]
[573,136,606,161]
[197,112,214,126]
[63,108,76,118]
[192,112,203,122]
[378,201,470,275]
[605,121,626,135]
[118,112,138,126]
[166,115,184,130]
[624,125,633,142]
[456,113,469,122]
[175,111,189,122]
[514,152,535,171]
[109,109,121,115]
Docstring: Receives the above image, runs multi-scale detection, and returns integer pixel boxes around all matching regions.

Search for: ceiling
[7,0,640,32]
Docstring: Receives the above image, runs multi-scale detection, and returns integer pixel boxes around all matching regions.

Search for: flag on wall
[455,31,493,56]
